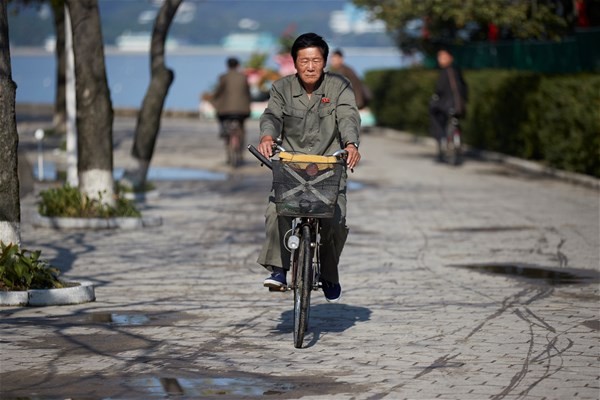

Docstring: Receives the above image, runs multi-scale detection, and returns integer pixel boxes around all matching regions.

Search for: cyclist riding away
[210,57,252,161]
[256,32,361,302]
[429,48,468,161]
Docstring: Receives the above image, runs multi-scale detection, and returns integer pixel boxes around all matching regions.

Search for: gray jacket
[260,72,361,156]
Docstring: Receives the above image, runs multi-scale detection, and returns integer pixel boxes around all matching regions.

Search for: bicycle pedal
[268,286,287,292]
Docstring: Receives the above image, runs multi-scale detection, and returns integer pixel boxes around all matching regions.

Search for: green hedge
[364,69,600,177]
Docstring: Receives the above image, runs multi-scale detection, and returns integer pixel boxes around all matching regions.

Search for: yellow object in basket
[278,152,338,169]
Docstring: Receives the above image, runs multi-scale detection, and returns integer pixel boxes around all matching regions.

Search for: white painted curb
[0,280,95,307]
[32,214,162,229]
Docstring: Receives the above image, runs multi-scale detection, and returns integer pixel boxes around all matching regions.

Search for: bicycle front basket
[272,157,344,218]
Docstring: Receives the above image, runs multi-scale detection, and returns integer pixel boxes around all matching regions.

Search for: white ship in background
[115,31,180,52]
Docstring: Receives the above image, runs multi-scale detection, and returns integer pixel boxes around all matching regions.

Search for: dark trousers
[257,192,349,284]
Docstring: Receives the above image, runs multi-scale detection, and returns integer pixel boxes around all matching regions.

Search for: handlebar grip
[247,144,273,170]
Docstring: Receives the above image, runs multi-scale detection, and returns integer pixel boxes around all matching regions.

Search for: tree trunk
[65,0,114,205]
[51,1,66,134]
[122,0,182,189]
[0,2,21,246]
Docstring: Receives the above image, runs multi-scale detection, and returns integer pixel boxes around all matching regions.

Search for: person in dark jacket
[211,57,252,138]
[429,48,468,159]
[329,49,369,109]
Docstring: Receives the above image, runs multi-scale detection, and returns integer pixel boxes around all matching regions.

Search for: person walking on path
[329,49,370,110]
[211,57,252,146]
[255,33,361,302]
[429,48,468,160]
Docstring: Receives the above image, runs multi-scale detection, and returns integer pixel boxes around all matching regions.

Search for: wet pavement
[2,113,599,399]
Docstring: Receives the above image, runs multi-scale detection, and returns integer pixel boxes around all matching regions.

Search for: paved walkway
[2,115,599,399]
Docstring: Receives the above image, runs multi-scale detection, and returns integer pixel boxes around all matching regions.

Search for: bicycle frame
[288,217,321,292]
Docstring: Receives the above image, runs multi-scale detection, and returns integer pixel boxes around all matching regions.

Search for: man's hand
[258,136,275,158]
[345,144,361,171]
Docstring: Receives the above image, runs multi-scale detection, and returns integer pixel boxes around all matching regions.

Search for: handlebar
[332,149,348,158]
[247,144,273,170]
[247,145,348,171]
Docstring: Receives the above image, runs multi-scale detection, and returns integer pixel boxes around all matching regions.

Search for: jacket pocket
[282,106,305,132]
[318,104,335,119]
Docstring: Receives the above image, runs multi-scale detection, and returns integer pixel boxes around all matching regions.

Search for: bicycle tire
[228,133,240,168]
[448,127,462,166]
[224,120,243,168]
[444,118,462,166]
[293,224,313,348]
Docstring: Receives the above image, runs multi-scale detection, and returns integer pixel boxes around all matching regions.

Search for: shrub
[38,185,141,218]
[365,68,436,134]
[462,70,543,160]
[0,242,64,291]
[528,75,600,177]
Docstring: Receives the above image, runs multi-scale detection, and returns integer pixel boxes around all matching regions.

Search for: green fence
[447,28,600,73]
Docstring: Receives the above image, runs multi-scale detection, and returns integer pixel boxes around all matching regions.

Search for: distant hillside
[8,0,395,48]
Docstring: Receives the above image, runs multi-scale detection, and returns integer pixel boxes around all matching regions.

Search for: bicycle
[248,143,347,348]
[439,110,462,166]
[221,118,244,168]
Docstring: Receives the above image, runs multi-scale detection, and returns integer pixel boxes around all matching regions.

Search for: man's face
[330,53,343,69]
[295,47,326,88]
[437,50,453,68]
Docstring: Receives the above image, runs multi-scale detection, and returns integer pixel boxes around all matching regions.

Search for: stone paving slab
[1,115,598,399]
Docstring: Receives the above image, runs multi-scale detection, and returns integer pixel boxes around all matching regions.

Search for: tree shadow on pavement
[275,303,371,348]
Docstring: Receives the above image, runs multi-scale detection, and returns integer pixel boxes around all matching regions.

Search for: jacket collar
[292,73,327,107]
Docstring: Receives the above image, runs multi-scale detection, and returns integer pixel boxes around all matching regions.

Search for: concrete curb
[0,280,95,307]
[32,214,163,230]
[470,149,600,190]
[377,128,599,190]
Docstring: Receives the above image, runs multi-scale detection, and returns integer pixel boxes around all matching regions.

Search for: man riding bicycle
[429,48,468,161]
[256,32,361,302]
[211,57,252,157]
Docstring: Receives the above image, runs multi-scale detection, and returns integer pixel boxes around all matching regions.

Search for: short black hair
[227,57,240,69]
[333,49,344,57]
[291,33,329,63]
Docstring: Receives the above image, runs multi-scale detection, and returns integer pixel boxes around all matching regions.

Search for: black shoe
[321,280,342,302]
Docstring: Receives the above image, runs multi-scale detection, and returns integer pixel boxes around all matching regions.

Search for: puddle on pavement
[1,370,347,399]
[38,162,364,187]
[115,166,227,181]
[33,162,228,182]
[77,310,196,327]
[134,376,293,397]
[87,312,151,325]
[348,180,367,191]
[451,263,600,286]
[581,319,600,331]
[439,225,534,233]
[33,163,58,181]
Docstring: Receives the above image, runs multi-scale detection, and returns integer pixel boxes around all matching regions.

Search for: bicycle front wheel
[293,224,313,348]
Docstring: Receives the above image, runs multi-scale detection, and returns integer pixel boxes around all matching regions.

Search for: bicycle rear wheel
[445,118,462,166]
[228,132,241,168]
[448,127,462,166]
[293,224,313,348]
[224,120,243,168]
